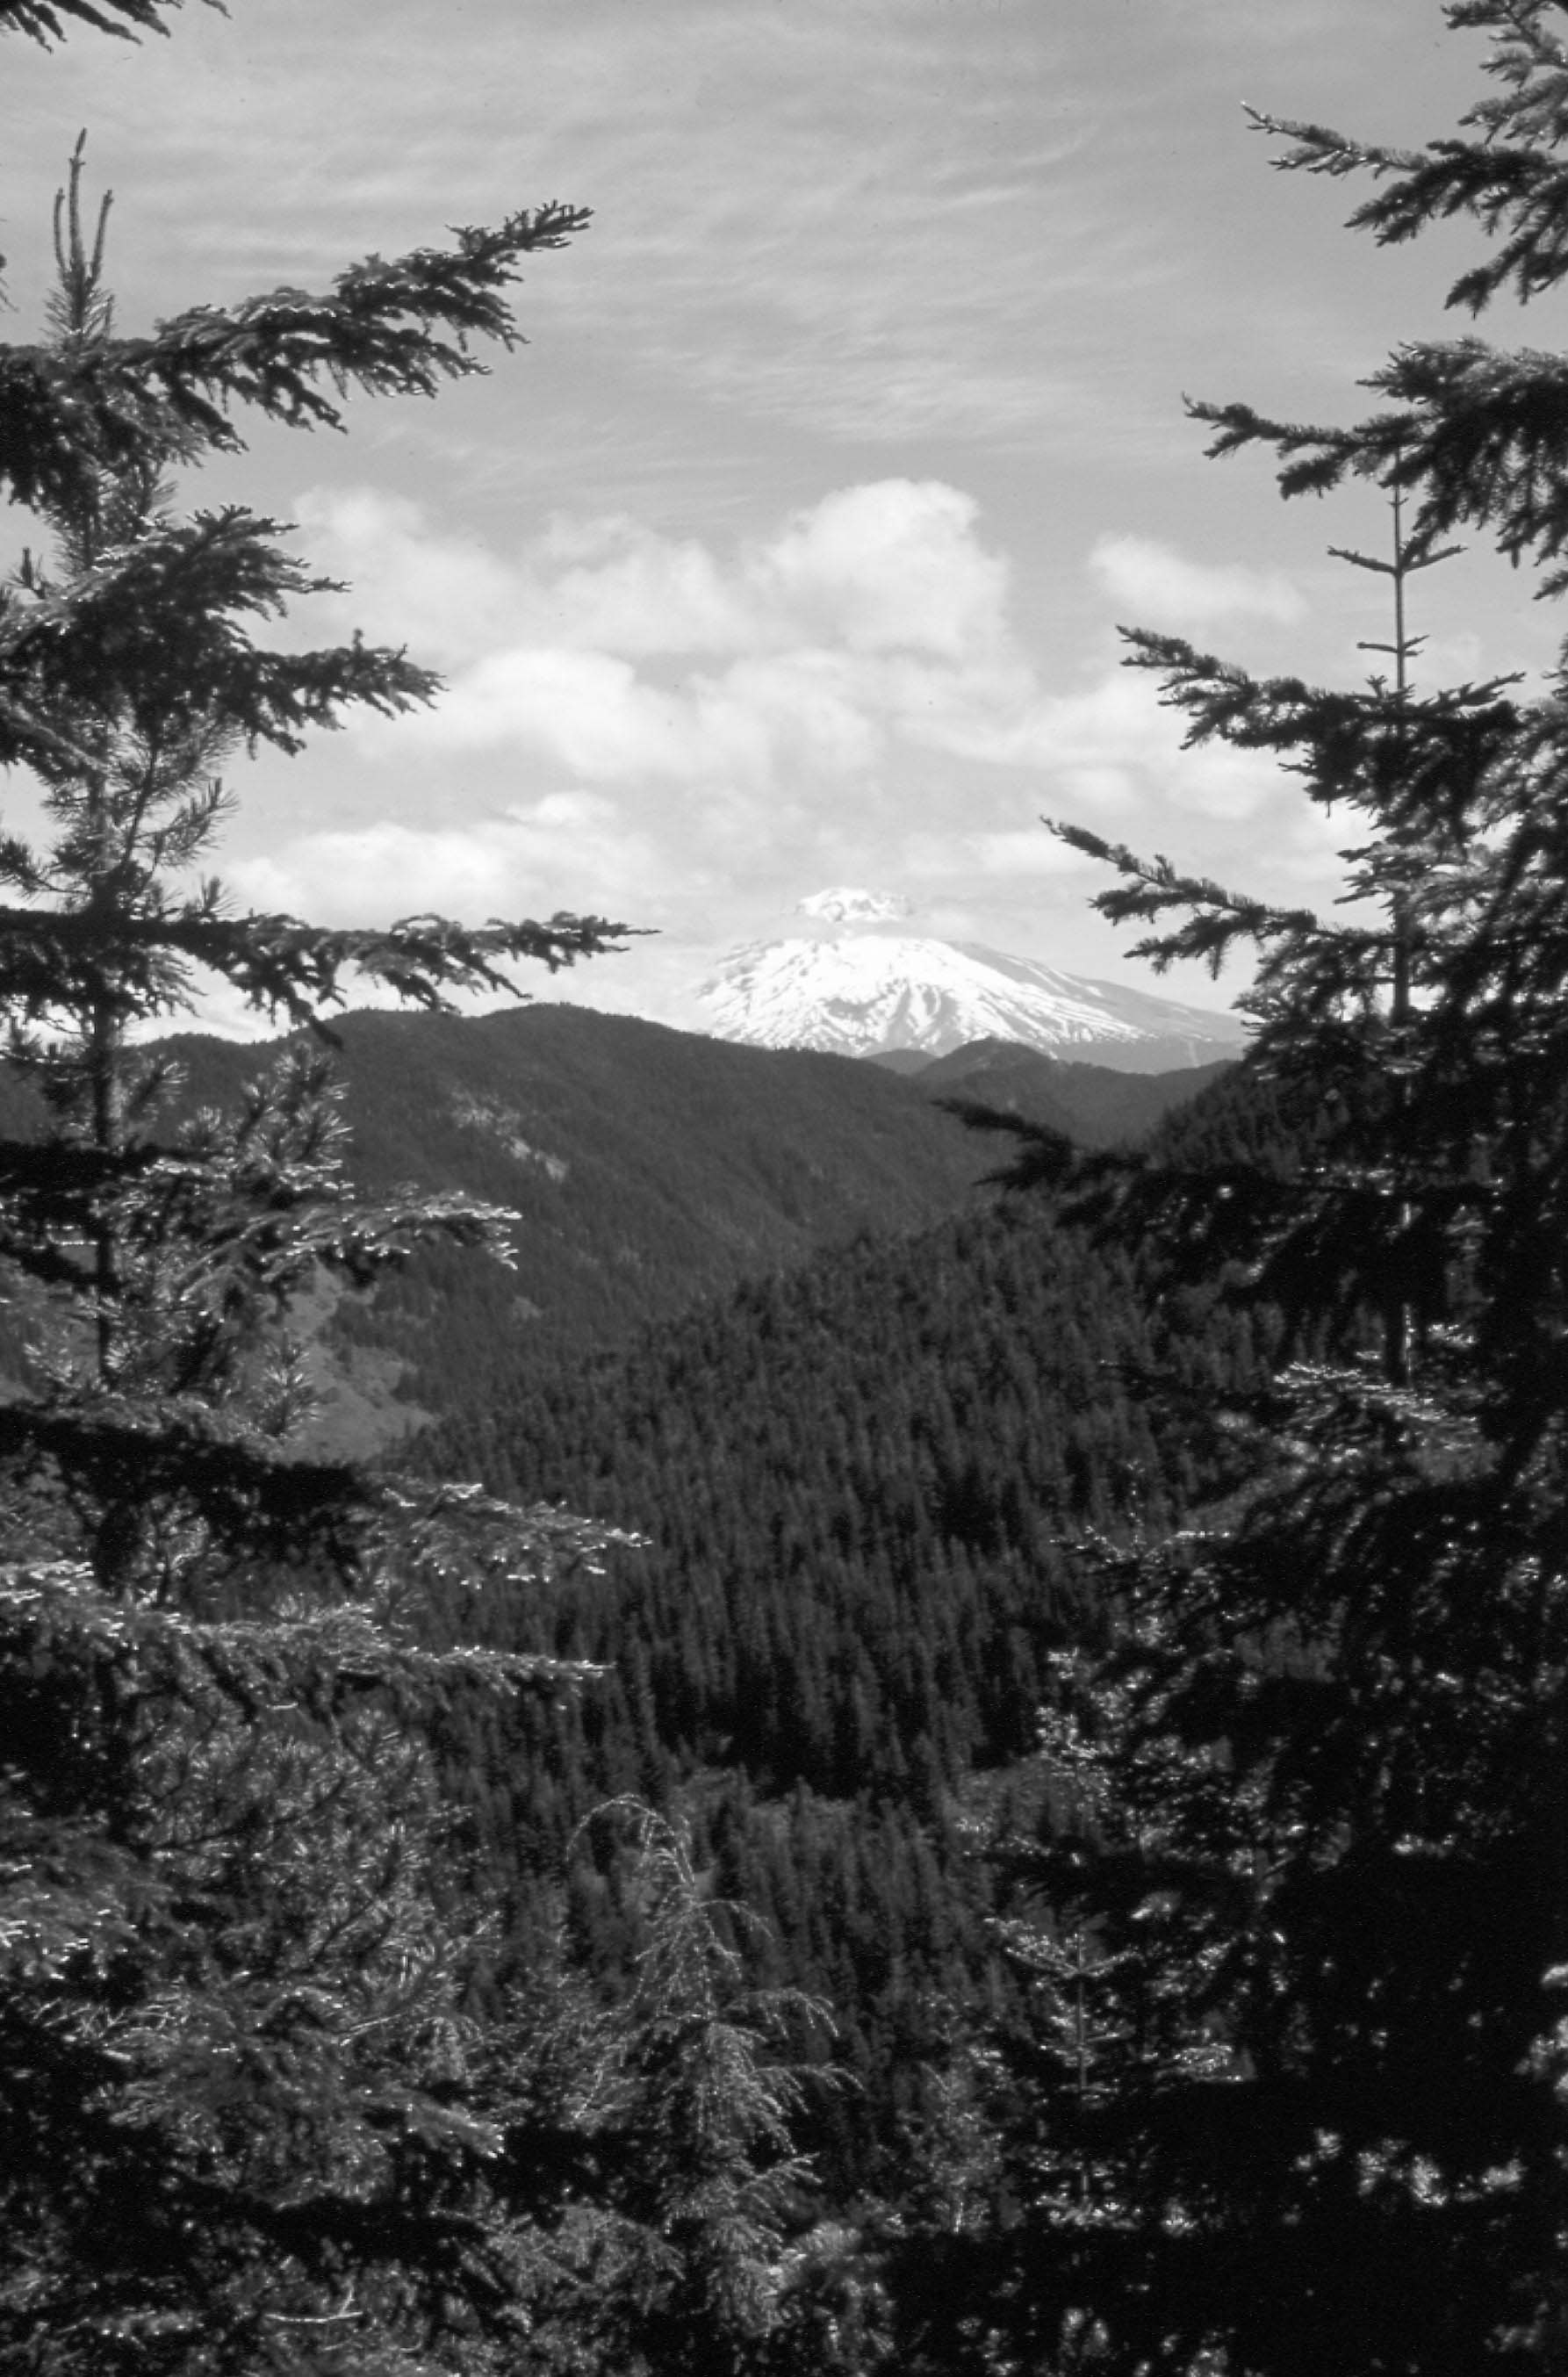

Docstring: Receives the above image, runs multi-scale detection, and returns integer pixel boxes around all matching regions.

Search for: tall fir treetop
[0,139,619,1049]
[1188,4,1568,588]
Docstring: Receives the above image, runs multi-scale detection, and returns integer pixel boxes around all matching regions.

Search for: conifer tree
[0,75,637,2374]
[537,1804,830,2377]
[937,7,1568,2372]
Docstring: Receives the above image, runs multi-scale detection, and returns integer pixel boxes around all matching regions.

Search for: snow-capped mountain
[696,901,1247,1072]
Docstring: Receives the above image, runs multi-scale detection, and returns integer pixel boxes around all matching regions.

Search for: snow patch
[450,1091,570,1182]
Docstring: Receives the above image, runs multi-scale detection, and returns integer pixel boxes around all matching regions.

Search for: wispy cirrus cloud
[0,0,1178,459]
[4,0,1486,530]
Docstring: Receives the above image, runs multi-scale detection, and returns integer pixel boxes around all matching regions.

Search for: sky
[4,0,1559,1034]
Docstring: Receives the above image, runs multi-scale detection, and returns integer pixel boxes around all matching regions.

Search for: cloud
[295,478,1028,799]
[0,0,1198,465]
[218,474,1327,1008]
[227,796,674,931]
[759,483,1010,660]
[965,829,1097,879]
[293,493,757,666]
[881,646,1279,827]
[1089,535,1305,626]
[299,479,1011,668]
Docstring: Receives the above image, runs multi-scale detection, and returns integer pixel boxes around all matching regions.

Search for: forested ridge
[0,1006,1218,1423]
[424,1177,1253,1804]
[411,1121,1272,2192]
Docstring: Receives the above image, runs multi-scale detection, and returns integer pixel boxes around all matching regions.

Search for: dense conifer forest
[3,3,1565,2372]
[409,1126,1272,2195]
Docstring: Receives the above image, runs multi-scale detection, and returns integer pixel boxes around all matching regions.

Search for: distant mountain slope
[914,1039,1235,1145]
[697,926,1246,1069]
[0,1005,1000,1437]
[307,1003,1004,1403]
[0,1004,1232,1449]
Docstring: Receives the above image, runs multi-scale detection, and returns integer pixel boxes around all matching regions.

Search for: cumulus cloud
[895,648,1283,826]
[1090,533,1305,627]
[224,479,1319,1001]
[295,478,1028,800]
[965,829,1098,879]
[294,489,1288,846]
[759,482,1010,660]
[300,478,1011,670]
[294,493,757,666]
[227,795,674,929]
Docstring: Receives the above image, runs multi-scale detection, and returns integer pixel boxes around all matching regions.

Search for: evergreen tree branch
[0,205,592,515]
[0,1388,635,1592]
[1253,111,1568,310]
[1120,625,1524,834]
[1047,818,1327,976]
[0,0,221,40]
[1192,342,1568,587]
[1,509,442,761]
[0,904,635,1031]
[1248,0,1568,314]
[0,1557,594,1729]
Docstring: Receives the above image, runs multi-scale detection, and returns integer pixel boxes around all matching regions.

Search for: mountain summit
[697,910,1246,1072]
[795,886,914,928]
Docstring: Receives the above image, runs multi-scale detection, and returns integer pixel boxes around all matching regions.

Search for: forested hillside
[412,1132,1269,2186]
[0,1006,1226,1444]
[906,1038,1232,1143]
